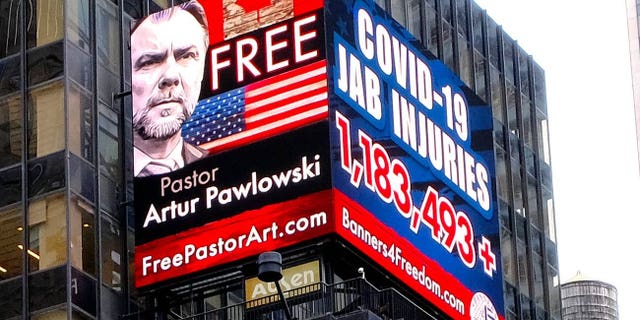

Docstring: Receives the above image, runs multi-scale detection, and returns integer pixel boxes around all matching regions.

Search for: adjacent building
[0,0,560,319]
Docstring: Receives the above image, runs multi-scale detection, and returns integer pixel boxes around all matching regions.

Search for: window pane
[72,268,98,316]
[67,42,93,92]
[472,3,484,53]
[0,94,22,167]
[99,104,120,180]
[547,265,561,319]
[533,257,545,311]
[533,63,546,112]
[68,82,94,161]
[519,48,530,97]
[456,0,468,38]
[441,0,452,23]
[501,226,516,285]
[424,6,439,56]
[0,1,21,58]
[517,241,529,295]
[487,18,499,67]
[100,174,118,216]
[67,0,92,49]
[506,83,518,136]
[512,160,523,216]
[490,66,504,122]
[474,53,487,99]
[503,36,515,84]
[29,266,66,312]
[97,0,120,72]
[458,38,472,86]
[0,206,23,280]
[28,192,67,271]
[0,165,21,207]
[521,95,533,148]
[101,215,123,291]
[27,0,64,49]
[496,145,510,202]
[527,174,541,228]
[391,0,406,26]
[443,24,454,69]
[70,193,96,276]
[0,275,22,319]
[124,0,144,19]
[27,41,64,86]
[28,81,65,158]
[0,54,22,96]
[69,153,96,202]
[28,151,65,197]
[406,0,422,42]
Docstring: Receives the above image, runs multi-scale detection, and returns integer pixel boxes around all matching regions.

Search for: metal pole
[275,281,294,320]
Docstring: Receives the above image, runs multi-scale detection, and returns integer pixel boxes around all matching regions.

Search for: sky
[473,0,640,319]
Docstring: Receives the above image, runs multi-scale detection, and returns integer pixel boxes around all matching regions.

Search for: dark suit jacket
[183,142,209,165]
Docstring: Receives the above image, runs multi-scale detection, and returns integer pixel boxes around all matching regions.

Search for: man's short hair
[131,0,209,47]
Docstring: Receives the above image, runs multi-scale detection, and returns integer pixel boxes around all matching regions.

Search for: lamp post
[257,252,294,320]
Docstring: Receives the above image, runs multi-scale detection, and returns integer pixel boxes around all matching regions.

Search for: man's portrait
[131,1,209,177]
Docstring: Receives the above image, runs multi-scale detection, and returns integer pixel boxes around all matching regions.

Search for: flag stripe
[198,106,328,151]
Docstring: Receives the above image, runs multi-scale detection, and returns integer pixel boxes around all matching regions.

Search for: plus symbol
[479,237,497,277]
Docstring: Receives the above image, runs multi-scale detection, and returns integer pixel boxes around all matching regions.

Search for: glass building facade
[0,0,560,319]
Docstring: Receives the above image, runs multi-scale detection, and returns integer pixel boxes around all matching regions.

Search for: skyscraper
[0,0,560,319]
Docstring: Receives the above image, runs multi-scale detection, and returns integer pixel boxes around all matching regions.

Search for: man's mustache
[146,91,188,109]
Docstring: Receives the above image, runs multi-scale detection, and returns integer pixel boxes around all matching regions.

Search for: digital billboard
[131,0,331,288]
[325,0,504,319]
[131,2,504,319]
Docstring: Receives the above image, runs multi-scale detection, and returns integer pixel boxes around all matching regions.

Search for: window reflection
[0,55,22,96]
[0,94,22,167]
[101,215,122,291]
[28,81,65,159]
[27,0,64,49]
[28,151,65,197]
[70,194,96,276]
[68,82,94,161]
[0,1,22,59]
[0,206,23,280]
[28,193,67,271]
[0,165,21,207]
[27,41,64,86]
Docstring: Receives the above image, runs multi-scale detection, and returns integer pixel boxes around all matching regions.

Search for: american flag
[182,60,328,153]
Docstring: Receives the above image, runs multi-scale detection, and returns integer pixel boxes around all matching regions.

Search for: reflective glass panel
[101,215,123,291]
[27,81,65,159]
[0,206,23,280]
[27,41,64,86]
[0,94,22,167]
[26,0,64,49]
[0,165,21,207]
[29,265,66,312]
[67,0,92,49]
[68,82,94,162]
[28,192,67,271]
[0,1,21,58]
[70,193,96,276]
